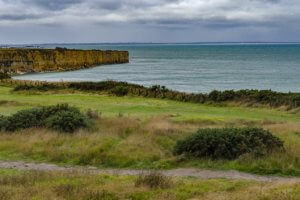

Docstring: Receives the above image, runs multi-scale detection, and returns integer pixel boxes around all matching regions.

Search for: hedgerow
[12,81,300,108]
[13,84,61,91]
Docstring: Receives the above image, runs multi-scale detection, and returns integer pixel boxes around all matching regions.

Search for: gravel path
[0,161,299,182]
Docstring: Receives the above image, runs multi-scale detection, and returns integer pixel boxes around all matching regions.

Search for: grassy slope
[0,169,299,200]
[0,86,299,122]
[0,85,299,176]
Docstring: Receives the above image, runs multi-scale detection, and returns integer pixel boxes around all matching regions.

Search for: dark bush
[207,89,300,107]
[0,115,7,130]
[110,86,129,96]
[13,84,61,92]
[173,127,284,160]
[0,72,10,80]
[46,111,88,133]
[38,104,80,119]
[13,85,34,91]
[0,104,89,133]
[3,108,45,131]
[68,81,143,92]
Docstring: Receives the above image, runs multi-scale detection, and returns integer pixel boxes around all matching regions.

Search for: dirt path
[0,161,299,182]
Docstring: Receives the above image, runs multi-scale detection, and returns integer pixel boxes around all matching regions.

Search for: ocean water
[13,43,300,93]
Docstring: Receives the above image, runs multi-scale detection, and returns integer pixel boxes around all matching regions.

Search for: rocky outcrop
[0,48,129,74]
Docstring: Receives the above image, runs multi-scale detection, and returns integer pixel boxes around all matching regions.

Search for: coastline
[0,48,129,75]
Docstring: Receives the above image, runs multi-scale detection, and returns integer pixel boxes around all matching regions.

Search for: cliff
[0,48,129,74]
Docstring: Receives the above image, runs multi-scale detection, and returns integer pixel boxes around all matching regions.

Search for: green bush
[38,104,80,119]
[3,108,43,131]
[0,72,10,80]
[173,127,284,160]
[0,115,7,130]
[46,111,89,133]
[13,84,61,92]
[0,104,89,133]
[110,86,129,96]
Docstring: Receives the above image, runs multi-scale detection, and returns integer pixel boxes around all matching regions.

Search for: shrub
[135,172,172,189]
[173,127,284,160]
[3,108,44,131]
[38,104,80,119]
[46,111,89,133]
[13,84,60,92]
[68,81,143,92]
[0,72,10,80]
[0,115,7,130]
[110,86,129,96]
[0,104,89,133]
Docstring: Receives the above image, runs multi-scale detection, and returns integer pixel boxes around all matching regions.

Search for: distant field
[0,86,299,123]
[0,85,299,176]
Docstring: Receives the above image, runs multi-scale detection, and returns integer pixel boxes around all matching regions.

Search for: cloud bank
[0,0,299,43]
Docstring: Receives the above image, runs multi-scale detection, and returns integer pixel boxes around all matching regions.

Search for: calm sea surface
[13,43,300,93]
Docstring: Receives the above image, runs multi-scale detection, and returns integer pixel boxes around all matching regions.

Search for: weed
[135,171,172,189]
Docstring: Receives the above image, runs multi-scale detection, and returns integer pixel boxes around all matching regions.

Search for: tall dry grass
[0,170,299,200]
[0,116,299,174]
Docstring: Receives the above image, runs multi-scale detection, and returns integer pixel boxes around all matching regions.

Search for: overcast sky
[1,0,300,44]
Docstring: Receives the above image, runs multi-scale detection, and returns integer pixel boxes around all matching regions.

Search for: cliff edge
[0,48,129,74]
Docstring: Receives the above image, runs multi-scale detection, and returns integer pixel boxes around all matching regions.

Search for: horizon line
[1,41,300,46]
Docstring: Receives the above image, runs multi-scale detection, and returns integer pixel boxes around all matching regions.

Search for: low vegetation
[0,72,10,80]
[13,83,58,91]
[110,85,129,96]
[12,80,300,108]
[0,117,299,176]
[0,169,299,200]
[135,172,173,189]
[0,104,89,133]
[174,127,284,159]
[0,85,299,176]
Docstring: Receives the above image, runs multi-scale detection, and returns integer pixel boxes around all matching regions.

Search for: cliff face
[0,48,129,74]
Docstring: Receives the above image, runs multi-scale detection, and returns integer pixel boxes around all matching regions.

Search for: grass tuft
[135,171,173,189]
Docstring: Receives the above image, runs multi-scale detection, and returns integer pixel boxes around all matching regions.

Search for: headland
[0,48,129,74]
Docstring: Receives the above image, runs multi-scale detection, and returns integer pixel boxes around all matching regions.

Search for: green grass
[0,169,299,200]
[0,86,299,123]
[0,85,300,176]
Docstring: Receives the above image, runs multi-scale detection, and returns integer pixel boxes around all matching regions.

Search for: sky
[0,0,300,44]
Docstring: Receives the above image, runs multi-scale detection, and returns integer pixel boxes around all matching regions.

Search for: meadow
[0,85,299,176]
[0,169,299,200]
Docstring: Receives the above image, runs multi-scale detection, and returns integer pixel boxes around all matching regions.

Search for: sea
[11,43,300,93]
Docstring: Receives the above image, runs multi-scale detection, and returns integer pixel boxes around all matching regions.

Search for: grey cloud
[0,14,41,20]
[23,0,82,10]
[1,0,300,25]
[2,0,82,11]
[90,0,180,11]
[0,0,300,43]
[91,0,123,11]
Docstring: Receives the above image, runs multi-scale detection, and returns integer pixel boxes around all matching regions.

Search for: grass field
[0,169,299,200]
[0,85,300,176]
[0,86,299,122]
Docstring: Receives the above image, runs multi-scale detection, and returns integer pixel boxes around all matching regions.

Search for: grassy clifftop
[0,48,129,74]
[0,85,299,176]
